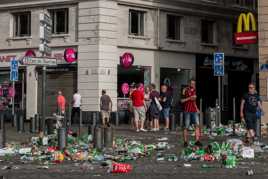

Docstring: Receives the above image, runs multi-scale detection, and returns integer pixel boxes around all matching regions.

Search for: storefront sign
[64,48,77,63]
[121,83,129,95]
[235,12,258,45]
[22,57,57,66]
[8,86,15,97]
[25,50,36,57]
[120,52,134,69]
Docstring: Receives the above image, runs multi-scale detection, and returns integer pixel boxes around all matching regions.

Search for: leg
[133,107,140,131]
[183,113,190,144]
[193,113,201,142]
[165,108,170,129]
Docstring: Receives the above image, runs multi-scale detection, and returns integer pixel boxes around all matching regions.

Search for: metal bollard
[104,126,113,148]
[0,113,5,148]
[94,126,103,150]
[92,112,97,126]
[169,113,176,131]
[232,98,236,135]
[35,114,40,133]
[46,118,54,135]
[215,99,220,127]
[58,127,66,150]
[88,124,95,138]
[30,117,35,133]
[18,111,24,133]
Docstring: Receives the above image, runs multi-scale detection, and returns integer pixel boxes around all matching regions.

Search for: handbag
[154,97,162,111]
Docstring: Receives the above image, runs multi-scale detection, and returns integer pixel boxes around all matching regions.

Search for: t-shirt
[160,92,172,108]
[73,93,81,108]
[131,89,144,107]
[57,95,66,111]
[243,93,260,113]
[100,94,112,111]
[183,87,198,112]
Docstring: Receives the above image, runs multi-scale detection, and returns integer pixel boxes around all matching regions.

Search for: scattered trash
[247,169,254,176]
[241,147,255,159]
[108,162,132,173]
[183,163,192,168]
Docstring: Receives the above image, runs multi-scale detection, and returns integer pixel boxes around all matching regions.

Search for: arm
[240,99,245,119]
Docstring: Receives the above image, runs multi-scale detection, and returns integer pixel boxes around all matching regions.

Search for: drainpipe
[156,7,161,90]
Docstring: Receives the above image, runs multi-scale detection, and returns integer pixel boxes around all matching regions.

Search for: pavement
[0,123,268,179]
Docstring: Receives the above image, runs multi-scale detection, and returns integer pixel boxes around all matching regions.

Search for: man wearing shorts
[240,83,262,144]
[131,84,146,132]
[181,79,202,147]
[160,84,172,131]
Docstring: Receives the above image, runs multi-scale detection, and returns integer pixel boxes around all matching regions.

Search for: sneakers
[140,128,147,132]
[195,141,203,147]
[136,129,140,132]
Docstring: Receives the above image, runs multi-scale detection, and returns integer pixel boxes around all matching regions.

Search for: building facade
[0,0,258,122]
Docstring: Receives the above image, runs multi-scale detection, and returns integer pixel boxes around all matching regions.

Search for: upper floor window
[14,12,31,37]
[129,10,144,36]
[201,20,216,44]
[234,0,257,9]
[167,15,181,40]
[49,8,69,34]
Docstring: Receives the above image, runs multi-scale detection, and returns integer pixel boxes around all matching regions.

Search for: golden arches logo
[237,12,257,33]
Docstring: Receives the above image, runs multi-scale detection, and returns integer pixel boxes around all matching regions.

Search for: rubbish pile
[181,138,268,169]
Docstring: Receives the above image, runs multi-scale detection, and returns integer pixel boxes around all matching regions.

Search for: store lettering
[0,55,16,63]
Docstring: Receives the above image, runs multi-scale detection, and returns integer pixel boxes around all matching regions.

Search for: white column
[26,66,38,119]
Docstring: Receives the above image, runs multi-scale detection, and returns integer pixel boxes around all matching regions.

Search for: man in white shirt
[71,90,81,124]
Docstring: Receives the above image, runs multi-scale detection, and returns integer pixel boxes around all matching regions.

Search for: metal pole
[199,98,203,128]
[232,97,236,135]
[218,76,222,126]
[42,66,46,132]
[12,81,15,116]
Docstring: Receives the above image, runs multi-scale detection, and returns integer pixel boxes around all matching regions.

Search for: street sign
[10,58,18,81]
[214,53,224,76]
[40,13,52,27]
[40,25,52,43]
[22,57,57,66]
[39,43,52,55]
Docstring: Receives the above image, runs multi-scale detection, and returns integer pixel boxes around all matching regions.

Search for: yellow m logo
[237,12,257,33]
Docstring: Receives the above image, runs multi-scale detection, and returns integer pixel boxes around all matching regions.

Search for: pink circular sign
[120,52,134,69]
[8,87,15,97]
[121,83,129,95]
[64,48,77,63]
[25,50,36,57]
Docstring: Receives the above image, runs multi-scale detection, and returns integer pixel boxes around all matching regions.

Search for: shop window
[50,8,69,34]
[167,15,181,40]
[201,20,215,44]
[129,10,144,36]
[14,12,31,37]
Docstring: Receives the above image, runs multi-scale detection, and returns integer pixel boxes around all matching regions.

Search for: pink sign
[25,50,36,57]
[120,52,134,69]
[121,83,129,95]
[64,48,77,63]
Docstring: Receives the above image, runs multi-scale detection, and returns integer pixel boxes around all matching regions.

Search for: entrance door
[160,68,191,110]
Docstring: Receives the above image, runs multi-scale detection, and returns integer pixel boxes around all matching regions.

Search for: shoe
[155,128,160,131]
[140,128,147,132]
[164,128,169,132]
[151,128,156,132]
[195,141,203,147]
[184,142,189,148]
[136,129,140,132]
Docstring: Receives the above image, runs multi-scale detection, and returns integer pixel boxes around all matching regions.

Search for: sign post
[10,58,18,116]
[214,52,224,126]
[39,12,52,132]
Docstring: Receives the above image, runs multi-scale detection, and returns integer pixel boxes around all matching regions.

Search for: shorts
[245,112,257,130]
[149,103,160,120]
[101,110,110,122]
[184,112,199,129]
[133,106,145,121]
[162,107,170,119]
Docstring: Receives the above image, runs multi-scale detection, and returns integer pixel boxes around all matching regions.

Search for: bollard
[88,124,95,139]
[199,98,203,128]
[104,126,113,148]
[18,111,24,133]
[92,112,97,126]
[0,114,5,148]
[46,118,54,135]
[35,114,40,133]
[232,98,236,136]
[215,99,220,127]
[94,126,103,150]
[30,117,35,133]
[58,127,66,150]
[169,113,176,131]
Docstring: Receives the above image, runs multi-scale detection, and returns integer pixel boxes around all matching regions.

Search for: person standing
[160,84,172,131]
[149,84,161,131]
[100,90,112,127]
[181,79,202,147]
[57,91,66,116]
[71,90,81,124]
[131,83,146,132]
[240,83,262,144]
[144,86,151,129]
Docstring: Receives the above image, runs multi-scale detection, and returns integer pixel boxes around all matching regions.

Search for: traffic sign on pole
[213,52,224,76]
[22,57,57,66]
[10,58,18,81]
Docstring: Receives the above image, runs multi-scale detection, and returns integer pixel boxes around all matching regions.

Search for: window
[129,10,144,36]
[167,15,181,40]
[201,20,215,44]
[14,12,31,37]
[50,8,69,34]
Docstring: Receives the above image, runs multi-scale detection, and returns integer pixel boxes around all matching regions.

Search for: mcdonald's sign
[234,12,258,45]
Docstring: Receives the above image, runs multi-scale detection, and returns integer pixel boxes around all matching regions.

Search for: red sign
[64,48,77,63]
[25,50,36,57]
[235,32,258,45]
[121,83,129,95]
[120,53,134,69]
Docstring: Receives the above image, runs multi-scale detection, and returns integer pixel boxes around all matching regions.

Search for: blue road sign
[10,58,18,81]
[214,53,224,76]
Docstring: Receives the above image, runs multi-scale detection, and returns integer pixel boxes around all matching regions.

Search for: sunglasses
[248,86,254,89]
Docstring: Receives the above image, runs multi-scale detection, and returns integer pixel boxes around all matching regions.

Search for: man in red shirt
[181,79,202,147]
[131,84,146,132]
